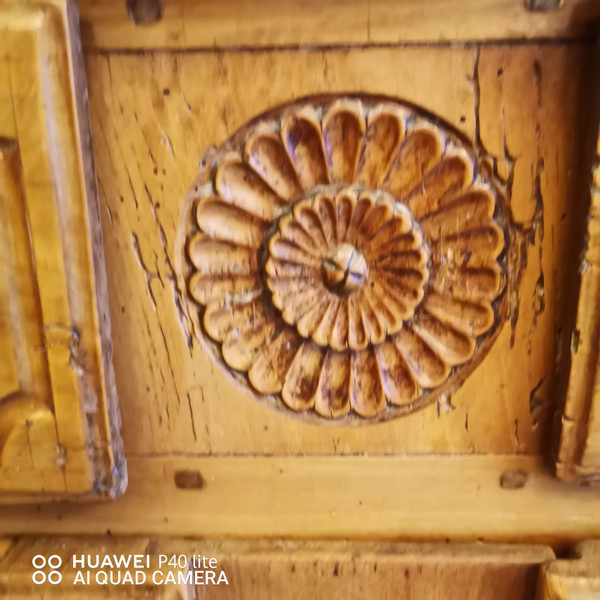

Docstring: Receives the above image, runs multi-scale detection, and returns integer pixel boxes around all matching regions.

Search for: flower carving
[177,97,511,423]
[266,190,429,351]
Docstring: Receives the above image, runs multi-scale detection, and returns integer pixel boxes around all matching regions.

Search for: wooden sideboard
[1,0,600,597]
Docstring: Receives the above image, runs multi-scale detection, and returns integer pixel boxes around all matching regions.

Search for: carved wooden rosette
[177,97,512,423]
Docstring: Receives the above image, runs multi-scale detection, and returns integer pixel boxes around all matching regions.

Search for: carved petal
[265,257,321,281]
[278,216,323,256]
[188,273,261,305]
[330,298,350,351]
[419,190,496,242]
[204,298,267,342]
[356,109,404,188]
[245,133,302,201]
[281,342,326,411]
[361,280,405,337]
[354,199,394,244]
[429,225,504,267]
[188,235,257,275]
[268,236,322,268]
[362,227,421,259]
[196,197,266,248]
[322,103,365,183]
[411,311,476,366]
[269,283,328,326]
[281,111,329,190]
[311,298,342,349]
[215,160,285,221]
[373,270,427,306]
[382,129,442,200]
[422,293,494,336]
[375,340,419,406]
[314,350,351,418]
[222,318,277,371]
[248,328,302,394]
[432,264,503,302]
[292,201,329,249]
[296,294,334,339]
[334,191,355,243]
[350,349,386,417]
[314,194,337,246]
[370,249,427,272]
[357,289,386,344]
[348,296,368,350]
[405,154,474,219]
[394,327,450,388]
[344,193,375,245]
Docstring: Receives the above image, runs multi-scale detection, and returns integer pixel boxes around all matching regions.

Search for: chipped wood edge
[0,0,126,499]
[63,0,127,498]
[554,41,600,483]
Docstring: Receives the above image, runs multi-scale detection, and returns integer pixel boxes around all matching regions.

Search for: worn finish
[178,97,511,422]
[0,1,124,498]
[538,540,600,599]
[76,0,600,50]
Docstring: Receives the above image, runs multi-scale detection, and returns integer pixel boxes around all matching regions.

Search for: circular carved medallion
[176,96,512,423]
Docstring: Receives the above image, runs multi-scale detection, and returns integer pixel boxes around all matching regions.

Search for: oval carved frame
[175,94,516,425]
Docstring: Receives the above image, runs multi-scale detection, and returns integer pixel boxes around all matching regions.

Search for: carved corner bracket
[0,1,125,497]
[176,95,515,424]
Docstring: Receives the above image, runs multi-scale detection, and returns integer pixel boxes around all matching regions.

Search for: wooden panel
[0,537,553,599]
[86,43,594,456]
[77,0,600,50]
[0,1,124,498]
[556,120,600,482]
[538,540,600,599]
[0,455,599,543]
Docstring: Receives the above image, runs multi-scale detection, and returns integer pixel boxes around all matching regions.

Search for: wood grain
[0,537,554,599]
[555,118,600,482]
[538,540,600,599]
[0,1,125,498]
[76,0,600,50]
[0,455,599,543]
[86,43,594,456]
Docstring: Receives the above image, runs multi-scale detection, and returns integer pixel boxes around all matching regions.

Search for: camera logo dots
[32,555,62,585]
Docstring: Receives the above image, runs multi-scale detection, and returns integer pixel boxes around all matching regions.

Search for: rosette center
[321,243,368,295]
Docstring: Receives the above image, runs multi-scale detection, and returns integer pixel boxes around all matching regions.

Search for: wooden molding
[0,1,125,498]
[538,540,600,599]
[555,94,600,482]
[0,537,554,599]
[0,455,600,542]
[76,0,600,50]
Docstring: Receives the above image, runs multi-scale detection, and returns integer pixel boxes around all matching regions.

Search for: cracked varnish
[85,43,593,455]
